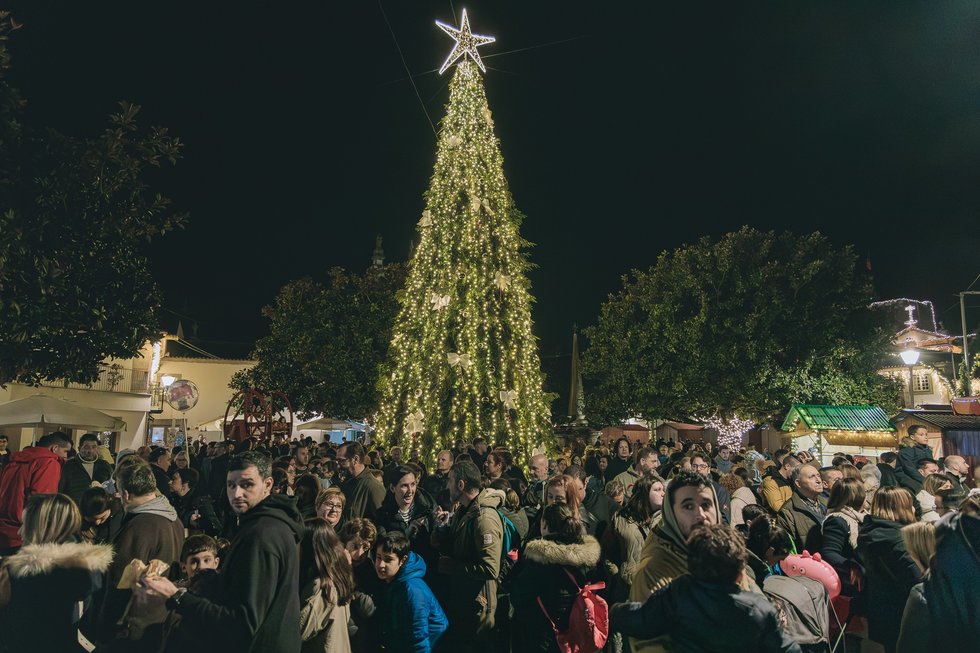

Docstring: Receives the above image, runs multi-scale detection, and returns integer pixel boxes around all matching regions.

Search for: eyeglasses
[693,463,710,471]
[321,502,343,513]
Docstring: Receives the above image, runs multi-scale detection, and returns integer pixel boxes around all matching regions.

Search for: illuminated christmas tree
[374,10,553,469]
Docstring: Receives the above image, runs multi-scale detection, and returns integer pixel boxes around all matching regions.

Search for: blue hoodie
[382,551,448,653]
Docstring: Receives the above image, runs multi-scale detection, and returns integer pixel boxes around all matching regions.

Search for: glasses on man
[322,502,343,513]
[693,463,710,471]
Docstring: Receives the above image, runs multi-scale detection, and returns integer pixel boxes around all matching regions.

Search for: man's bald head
[529,453,549,481]
[945,455,969,477]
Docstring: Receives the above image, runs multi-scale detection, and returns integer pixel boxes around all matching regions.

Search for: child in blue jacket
[375,531,448,653]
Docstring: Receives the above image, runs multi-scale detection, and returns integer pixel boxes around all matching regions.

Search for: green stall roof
[781,404,896,433]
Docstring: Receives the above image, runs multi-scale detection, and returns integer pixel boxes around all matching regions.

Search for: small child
[160,535,220,653]
[375,531,448,653]
[179,534,220,588]
[610,524,801,653]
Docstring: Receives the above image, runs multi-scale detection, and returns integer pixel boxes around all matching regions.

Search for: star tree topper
[436,8,495,74]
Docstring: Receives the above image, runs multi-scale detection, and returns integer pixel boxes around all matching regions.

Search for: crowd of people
[0,426,977,653]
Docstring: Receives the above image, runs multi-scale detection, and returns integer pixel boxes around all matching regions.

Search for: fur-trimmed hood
[523,535,601,568]
[3,541,114,579]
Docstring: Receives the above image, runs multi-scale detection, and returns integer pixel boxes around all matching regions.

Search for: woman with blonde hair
[315,487,346,529]
[857,487,922,653]
[896,522,936,653]
[0,494,113,653]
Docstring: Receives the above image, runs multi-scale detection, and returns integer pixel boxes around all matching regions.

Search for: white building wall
[153,357,255,445]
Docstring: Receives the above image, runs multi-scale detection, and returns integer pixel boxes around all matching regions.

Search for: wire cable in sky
[378,0,437,135]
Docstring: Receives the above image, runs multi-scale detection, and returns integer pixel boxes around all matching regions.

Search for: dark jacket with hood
[509,534,602,653]
[172,493,305,653]
[0,541,113,653]
[923,510,980,648]
[856,515,922,652]
[611,574,802,653]
[897,442,932,483]
[381,552,448,653]
[375,488,439,571]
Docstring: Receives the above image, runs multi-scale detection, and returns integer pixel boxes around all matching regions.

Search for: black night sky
[8,1,980,362]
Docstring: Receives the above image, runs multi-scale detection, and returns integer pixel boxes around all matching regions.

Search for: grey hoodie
[126,494,179,521]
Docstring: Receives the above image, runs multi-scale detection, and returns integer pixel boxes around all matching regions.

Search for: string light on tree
[704,415,756,449]
[374,14,554,468]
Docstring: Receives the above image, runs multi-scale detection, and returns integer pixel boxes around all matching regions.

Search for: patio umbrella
[0,394,126,431]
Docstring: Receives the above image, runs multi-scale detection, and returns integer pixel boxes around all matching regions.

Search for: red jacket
[0,446,64,549]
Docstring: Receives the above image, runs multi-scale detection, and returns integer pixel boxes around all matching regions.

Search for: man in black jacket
[140,451,304,653]
[148,448,172,500]
[60,433,113,505]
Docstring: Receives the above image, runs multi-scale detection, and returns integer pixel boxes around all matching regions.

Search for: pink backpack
[536,568,609,653]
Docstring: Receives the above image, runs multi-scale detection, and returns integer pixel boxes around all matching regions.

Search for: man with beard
[139,451,305,652]
[337,441,386,522]
[60,433,114,505]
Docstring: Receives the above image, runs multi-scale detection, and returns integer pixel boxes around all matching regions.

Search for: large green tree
[232,265,406,420]
[583,227,901,426]
[373,59,554,468]
[0,16,186,385]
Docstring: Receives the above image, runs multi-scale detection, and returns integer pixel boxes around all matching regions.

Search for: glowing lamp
[899,350,920,366]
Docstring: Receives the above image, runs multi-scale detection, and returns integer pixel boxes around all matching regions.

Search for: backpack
[763,574,830,647]
[472,505,522,580]
[536,568,609,653]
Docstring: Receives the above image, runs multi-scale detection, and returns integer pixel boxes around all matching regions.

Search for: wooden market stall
[780,404,898,466]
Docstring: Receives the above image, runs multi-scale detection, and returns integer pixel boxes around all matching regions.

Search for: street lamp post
[900,349,920,408]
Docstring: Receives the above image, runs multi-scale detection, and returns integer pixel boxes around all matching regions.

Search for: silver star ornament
[436,8,496,75]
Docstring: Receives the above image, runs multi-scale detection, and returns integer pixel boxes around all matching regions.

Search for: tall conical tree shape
[375,60,553,469]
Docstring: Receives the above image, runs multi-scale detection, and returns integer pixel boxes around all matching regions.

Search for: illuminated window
[913,373,931,393]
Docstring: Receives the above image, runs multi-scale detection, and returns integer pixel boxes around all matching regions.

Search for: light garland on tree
[373,16,554,470]
[703,415,756,450]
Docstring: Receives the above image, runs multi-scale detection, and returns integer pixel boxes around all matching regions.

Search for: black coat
[897,443,932,483]
[174,490,222,536]
[172,494,305,653]
[924,511,980,648]
[818,513,862,597]
[509,535,601,653]
[0,542,113,653]
[857,516,923,653]
[374,488,439,570]
[152,464,172,500]
[610,574,801,653]
[877,463,899,488]
[59,457,114,505]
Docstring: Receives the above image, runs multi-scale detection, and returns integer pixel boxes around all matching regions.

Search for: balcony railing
[37,367,152,395]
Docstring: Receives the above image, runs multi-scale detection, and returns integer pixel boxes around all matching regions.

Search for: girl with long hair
[602,475,665,603]
[299,518,355,652]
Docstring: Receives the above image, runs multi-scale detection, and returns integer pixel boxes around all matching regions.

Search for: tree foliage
[0,16,186,385]
[231,265,407,421]
[583,227,901,425]
[373,61,555,467]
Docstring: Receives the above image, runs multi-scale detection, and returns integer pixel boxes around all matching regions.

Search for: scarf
[827,506,866,549]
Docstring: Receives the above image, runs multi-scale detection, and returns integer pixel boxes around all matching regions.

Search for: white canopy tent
[0,394,126,443]
[296,417,357,431]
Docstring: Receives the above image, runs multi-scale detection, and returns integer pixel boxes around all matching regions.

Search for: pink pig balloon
[781,551,841,599]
